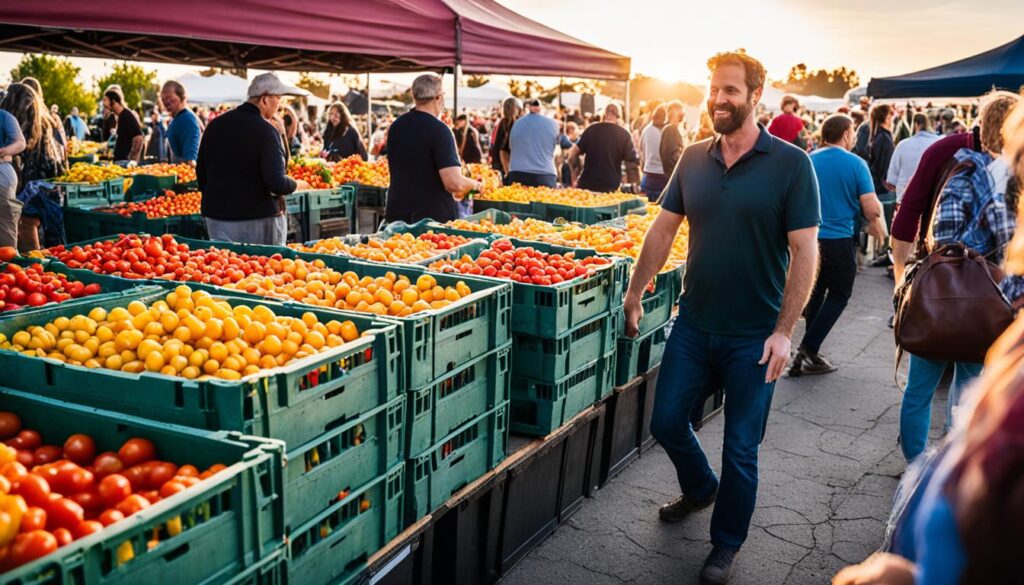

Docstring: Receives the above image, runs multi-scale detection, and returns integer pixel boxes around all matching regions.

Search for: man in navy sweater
[197,73,309,245]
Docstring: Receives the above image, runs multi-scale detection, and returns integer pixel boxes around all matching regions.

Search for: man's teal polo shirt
[660,124,820,337]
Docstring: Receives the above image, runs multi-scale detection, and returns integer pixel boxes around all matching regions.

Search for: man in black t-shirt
[102,88,143,162]
[384,74,482,224]
[568,103,640,192]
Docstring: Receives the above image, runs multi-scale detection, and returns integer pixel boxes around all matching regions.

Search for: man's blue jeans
[899,355,982,461]
[650,313,776,550]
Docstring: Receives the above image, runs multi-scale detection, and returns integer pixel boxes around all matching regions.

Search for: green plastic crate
[63,206,192,242]
[0,387,285,585]
[471,199,534,218]
[0,286,402,453]
[511,310,616,384]
[49,235,511,391]
[619,196,647,216]
[536,201,621,225]
[615,321,670,386]
[628,267,680,339]
[126,173,177,198]
[407,402,508,524]
[510,351,616,436]
[307,186,356,239]
[56,181,110,210]
[429,238,626,338]
[68,154,98,165]
[288,463,405,585]
[407,343,511,455]
[285,394,405,533]
[350,183,388,208]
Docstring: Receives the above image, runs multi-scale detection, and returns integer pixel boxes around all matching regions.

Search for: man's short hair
[455,113,468,122]
[821,113,854,144]
[912,113,929,131]
[781,95,799,110]
[665,99,684,114]
[604,103,620,119]
[411,74,443,103]
[979,90,1022,154]
[162,80,187,101]
[706,51,766,96]
[104,89,124,105]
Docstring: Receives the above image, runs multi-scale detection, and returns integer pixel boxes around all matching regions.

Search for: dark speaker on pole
[580,94,595,116]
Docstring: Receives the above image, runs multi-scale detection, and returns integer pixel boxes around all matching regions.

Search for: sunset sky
[0,0,1022,87]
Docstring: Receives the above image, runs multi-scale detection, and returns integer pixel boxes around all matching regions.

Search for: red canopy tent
[0,1,630,80]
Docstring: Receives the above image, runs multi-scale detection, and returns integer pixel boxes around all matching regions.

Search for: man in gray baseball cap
[196,72,310,245]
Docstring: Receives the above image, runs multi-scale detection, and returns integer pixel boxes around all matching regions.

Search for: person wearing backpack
[897,91,1021,462]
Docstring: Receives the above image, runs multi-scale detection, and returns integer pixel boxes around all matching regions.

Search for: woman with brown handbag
[897,92,1021,462]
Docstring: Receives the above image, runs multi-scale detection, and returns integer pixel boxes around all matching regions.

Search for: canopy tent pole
[453,15,462,117]
[624,77,630,127]
[366,72,373,154]
[559,76,564,134]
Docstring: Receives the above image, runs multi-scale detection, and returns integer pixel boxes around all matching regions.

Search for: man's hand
[832,553,915,585]
[759,332,791,383]
[294,179,312,191]
[623,294,644,338]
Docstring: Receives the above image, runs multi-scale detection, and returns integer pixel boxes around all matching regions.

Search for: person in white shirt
[885,113,942,201]
[639,104,667,201]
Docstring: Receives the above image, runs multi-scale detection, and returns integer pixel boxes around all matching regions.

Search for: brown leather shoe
[658,491,717,523]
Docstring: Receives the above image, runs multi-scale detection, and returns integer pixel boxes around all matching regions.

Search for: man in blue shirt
[161,80,202,163]
[791,114,886,376]
[508,98,559,187]
[63,108,88,142]
[624,51,820,584]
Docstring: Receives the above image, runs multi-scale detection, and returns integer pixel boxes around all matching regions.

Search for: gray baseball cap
[247,73,305,98]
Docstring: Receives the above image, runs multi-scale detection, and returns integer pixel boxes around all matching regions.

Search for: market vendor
[161,80,202,164]
[384,74,482,224]
[196,73,310,246]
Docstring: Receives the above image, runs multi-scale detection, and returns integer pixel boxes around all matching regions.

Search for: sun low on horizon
[499,0,1024,85]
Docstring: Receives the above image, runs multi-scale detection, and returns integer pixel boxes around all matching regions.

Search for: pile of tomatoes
[287,159,334,190]
[0,412,222,572]
[49,234,275,286]
[0,258,102,313]
[293,232,470,264]
[135,163,196,183]
[104,190,202,219]
[428,238,610,286]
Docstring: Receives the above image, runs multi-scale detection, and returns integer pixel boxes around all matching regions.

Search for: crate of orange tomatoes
[62,190,205,243]
[0,386,287,585]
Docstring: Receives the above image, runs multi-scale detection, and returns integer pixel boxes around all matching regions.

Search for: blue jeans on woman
[899,355,982,461]
[650,312,776,550]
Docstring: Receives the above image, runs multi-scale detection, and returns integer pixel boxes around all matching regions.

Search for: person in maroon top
[890,131,974,284]
[767,95,805,145]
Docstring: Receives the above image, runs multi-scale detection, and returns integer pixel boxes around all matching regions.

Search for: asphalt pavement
[502,266,944,585]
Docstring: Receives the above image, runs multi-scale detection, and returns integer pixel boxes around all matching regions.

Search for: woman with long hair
[833,93,1024,585]
[1,83,66,250]
[20,77,67,157]
[867,103,896,197]
[492,96,522,178]
[322,102,367,162]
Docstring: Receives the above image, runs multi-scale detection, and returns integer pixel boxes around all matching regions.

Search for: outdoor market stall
[0,4,656,585]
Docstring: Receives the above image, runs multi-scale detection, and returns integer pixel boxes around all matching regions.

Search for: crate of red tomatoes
[0,387,286,584]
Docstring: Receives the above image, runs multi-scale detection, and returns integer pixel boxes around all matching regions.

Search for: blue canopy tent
[868,35,1024,98]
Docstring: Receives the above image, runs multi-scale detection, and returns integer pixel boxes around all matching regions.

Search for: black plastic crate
[599,376,644,485]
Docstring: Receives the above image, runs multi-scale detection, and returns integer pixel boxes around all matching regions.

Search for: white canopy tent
[175,73,250,105]
[759,86,845,113]
[555,92,614,112]
[444,82,510,111]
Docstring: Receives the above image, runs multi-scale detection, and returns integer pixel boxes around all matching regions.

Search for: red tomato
[120,466,148,491]
[144,462,178,490]
[62,434,96,466]
[118,438,155,467]
[1,461,28,483]
[115,494,150,516]
[25,292,46,307]
[97,474,132,507]
[15,449,34,467]
[51,528,73,547]
[176,464,199,478]
[74,520,104,539]
[12,430,41,450]
[8,530,57,567]
[33,445,63,466]
[92,452,123,477]
[13,473,50,507]
[19,507,46,532]
[0,412,21,440]
[70,489,103,513]
[46,498,84,530]
[158,481,187,499]
[97,509,124,526]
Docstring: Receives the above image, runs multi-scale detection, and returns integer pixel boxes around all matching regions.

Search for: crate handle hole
[161,543,190,563]
[455,329,473,341]
[448,453,466,467]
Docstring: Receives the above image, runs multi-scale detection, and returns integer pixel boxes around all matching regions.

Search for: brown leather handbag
[894,242,1015,363]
